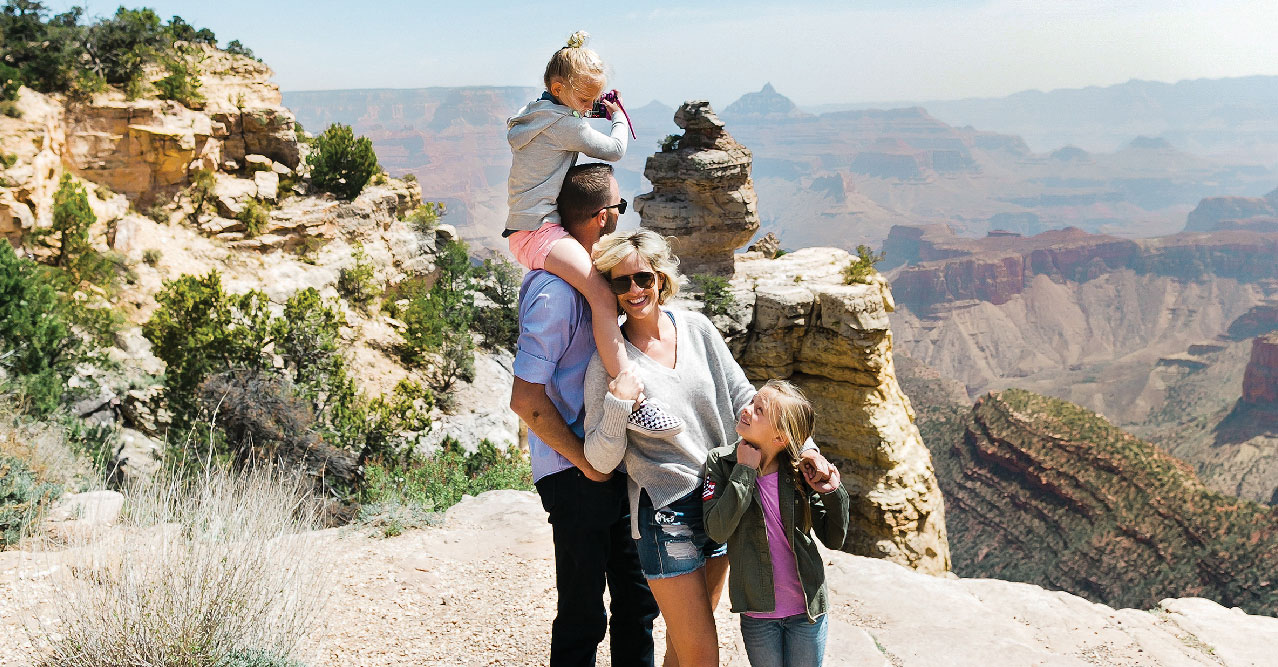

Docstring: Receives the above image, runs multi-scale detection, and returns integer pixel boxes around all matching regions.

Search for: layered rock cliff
[634,101,759,277]
[910,386,1278,614]
[1243,333,1278,407]
[1184,187,1278,232]
[712,248,951,575]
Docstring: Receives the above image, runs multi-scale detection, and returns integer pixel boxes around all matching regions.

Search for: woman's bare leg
[650,569,718,667]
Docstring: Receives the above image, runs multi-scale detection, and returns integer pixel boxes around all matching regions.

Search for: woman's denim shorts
[634,487,726,580]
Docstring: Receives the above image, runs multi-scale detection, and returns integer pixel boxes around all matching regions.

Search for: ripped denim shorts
[635,487,727,580]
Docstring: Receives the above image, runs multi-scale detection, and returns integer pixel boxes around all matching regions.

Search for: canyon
[282,80,1278,257]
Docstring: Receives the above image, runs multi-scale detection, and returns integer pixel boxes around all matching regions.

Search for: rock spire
[634,101,759,277]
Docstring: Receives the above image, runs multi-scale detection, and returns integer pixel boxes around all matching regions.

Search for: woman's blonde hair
[759,379,817,532]
[592,229,681,304]
[544,31,607,91]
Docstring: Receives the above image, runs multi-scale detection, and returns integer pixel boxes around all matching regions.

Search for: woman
[582,229,831,667]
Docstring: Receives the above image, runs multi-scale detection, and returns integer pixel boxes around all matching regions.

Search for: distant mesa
[1049,145,1090,161]
[1184,186,1278,232]
[1126,135,1175,151]
[723,83,809,120]
[1227,301,1278,340]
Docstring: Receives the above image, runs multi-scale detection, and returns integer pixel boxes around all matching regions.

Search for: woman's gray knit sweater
[583,309,757,538]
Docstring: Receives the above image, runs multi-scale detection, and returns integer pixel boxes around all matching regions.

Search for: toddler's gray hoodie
[505,97,629,233]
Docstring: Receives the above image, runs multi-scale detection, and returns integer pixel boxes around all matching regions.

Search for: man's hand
[581,464,613,483]
[736,440,762,470]
[608,368,644,410]
[800,449,835,490]
[805,464,841,494]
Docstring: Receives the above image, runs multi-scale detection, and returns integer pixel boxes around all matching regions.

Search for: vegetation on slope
[924,384,1278,615]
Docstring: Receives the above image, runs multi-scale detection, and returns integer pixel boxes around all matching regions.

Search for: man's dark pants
[535,468,659,667]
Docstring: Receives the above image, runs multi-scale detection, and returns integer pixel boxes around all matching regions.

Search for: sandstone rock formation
[1242,333,1278,406]
[907,386,1278,614]
[721,248,951,575]
[635,101,759,277]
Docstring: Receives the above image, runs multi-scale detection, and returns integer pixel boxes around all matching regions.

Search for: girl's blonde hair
[759,379,817,532]
[592,229,681,305]
[544,31,607,91]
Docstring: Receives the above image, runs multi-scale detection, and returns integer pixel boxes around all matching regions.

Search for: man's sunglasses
[596,199,628,216]
[608,271,655,295]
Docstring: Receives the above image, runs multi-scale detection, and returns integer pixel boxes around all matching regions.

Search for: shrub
[0,453,62,549]
[337,243,379,309]
[142,248,162,266]
[307,123,378,200]
[361,437,531,515]
[405,202,444,234]
[143,271,274,430]
[224,39,255,60]
[48,173,95,269]
[40,464,327,666]
[842,244,886,285]
[402,240,476,392]
[237,199,271,238]
[690,273,735,318]
[660,134,680,151]
[153,58,204,107]
[473,257,521,352]
[188,167,216,221]
[0,62,19,102]
[0,240,103,416]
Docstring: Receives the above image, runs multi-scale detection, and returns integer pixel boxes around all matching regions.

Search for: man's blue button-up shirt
[512,269,596,482]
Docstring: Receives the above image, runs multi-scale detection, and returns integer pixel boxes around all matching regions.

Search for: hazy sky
[46,0,1278,108]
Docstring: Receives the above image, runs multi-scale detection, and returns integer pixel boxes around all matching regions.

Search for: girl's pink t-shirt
[744,472,808,619]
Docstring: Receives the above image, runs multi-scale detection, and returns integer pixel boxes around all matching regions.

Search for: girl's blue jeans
[739,612,827,667]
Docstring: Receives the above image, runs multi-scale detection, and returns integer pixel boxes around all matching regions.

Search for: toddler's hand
[609,368,643,408]
[736,440,762,470]
[602,95,622,116]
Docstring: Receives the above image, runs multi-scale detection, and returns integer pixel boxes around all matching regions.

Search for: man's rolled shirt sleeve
[514,278,579,385]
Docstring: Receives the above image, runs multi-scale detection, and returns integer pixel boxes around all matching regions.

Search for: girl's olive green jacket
[702,445,850,621]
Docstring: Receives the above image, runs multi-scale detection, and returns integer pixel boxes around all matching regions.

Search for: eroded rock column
[635,101,759,277]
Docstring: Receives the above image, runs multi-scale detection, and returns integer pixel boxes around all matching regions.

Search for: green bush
[690,273,735,318]
[660,134,680,151]
[842,244,885,285]
[237,199,271,238]
[404,202,444,234]
[142,271,274,430]
[361,437,531,515]
[142,248,162,266]
[307,123,378,200]
[224,39,255,60]
[0,62,20,102]
[337,243,379,309]
[401,240,476,392]
[473,257,521,352]
[0,240,104,416]
[0,454,62,549]
[153,58,203,107]
[48,173,94,268]
[215,649,303,667]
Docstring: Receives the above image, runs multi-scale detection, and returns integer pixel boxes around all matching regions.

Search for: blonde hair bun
[567,31,589,49]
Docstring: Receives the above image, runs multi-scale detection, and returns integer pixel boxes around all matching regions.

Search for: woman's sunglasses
[608,270,655,295]
[596,199,628,216]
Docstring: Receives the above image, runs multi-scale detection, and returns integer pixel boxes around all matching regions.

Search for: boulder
[212,175,259,218]
[243,154,274,172]
[730,247,951,575]
[254,170,279,203]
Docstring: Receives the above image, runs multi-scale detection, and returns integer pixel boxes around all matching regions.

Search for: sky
[43,0,1278,109]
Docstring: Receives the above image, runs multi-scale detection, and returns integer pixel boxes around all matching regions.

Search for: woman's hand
[609,367,644,410]
[736,440,762,470]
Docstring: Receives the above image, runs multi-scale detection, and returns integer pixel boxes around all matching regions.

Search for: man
[509,163,659,666]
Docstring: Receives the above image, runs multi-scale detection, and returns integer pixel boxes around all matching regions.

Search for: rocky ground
[3,490,1276,666]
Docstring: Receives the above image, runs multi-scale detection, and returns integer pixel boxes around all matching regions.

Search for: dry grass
[0,403,96,491]
[38,464,329,666]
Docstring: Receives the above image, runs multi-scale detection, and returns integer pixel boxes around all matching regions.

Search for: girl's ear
[549,80,564,99]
